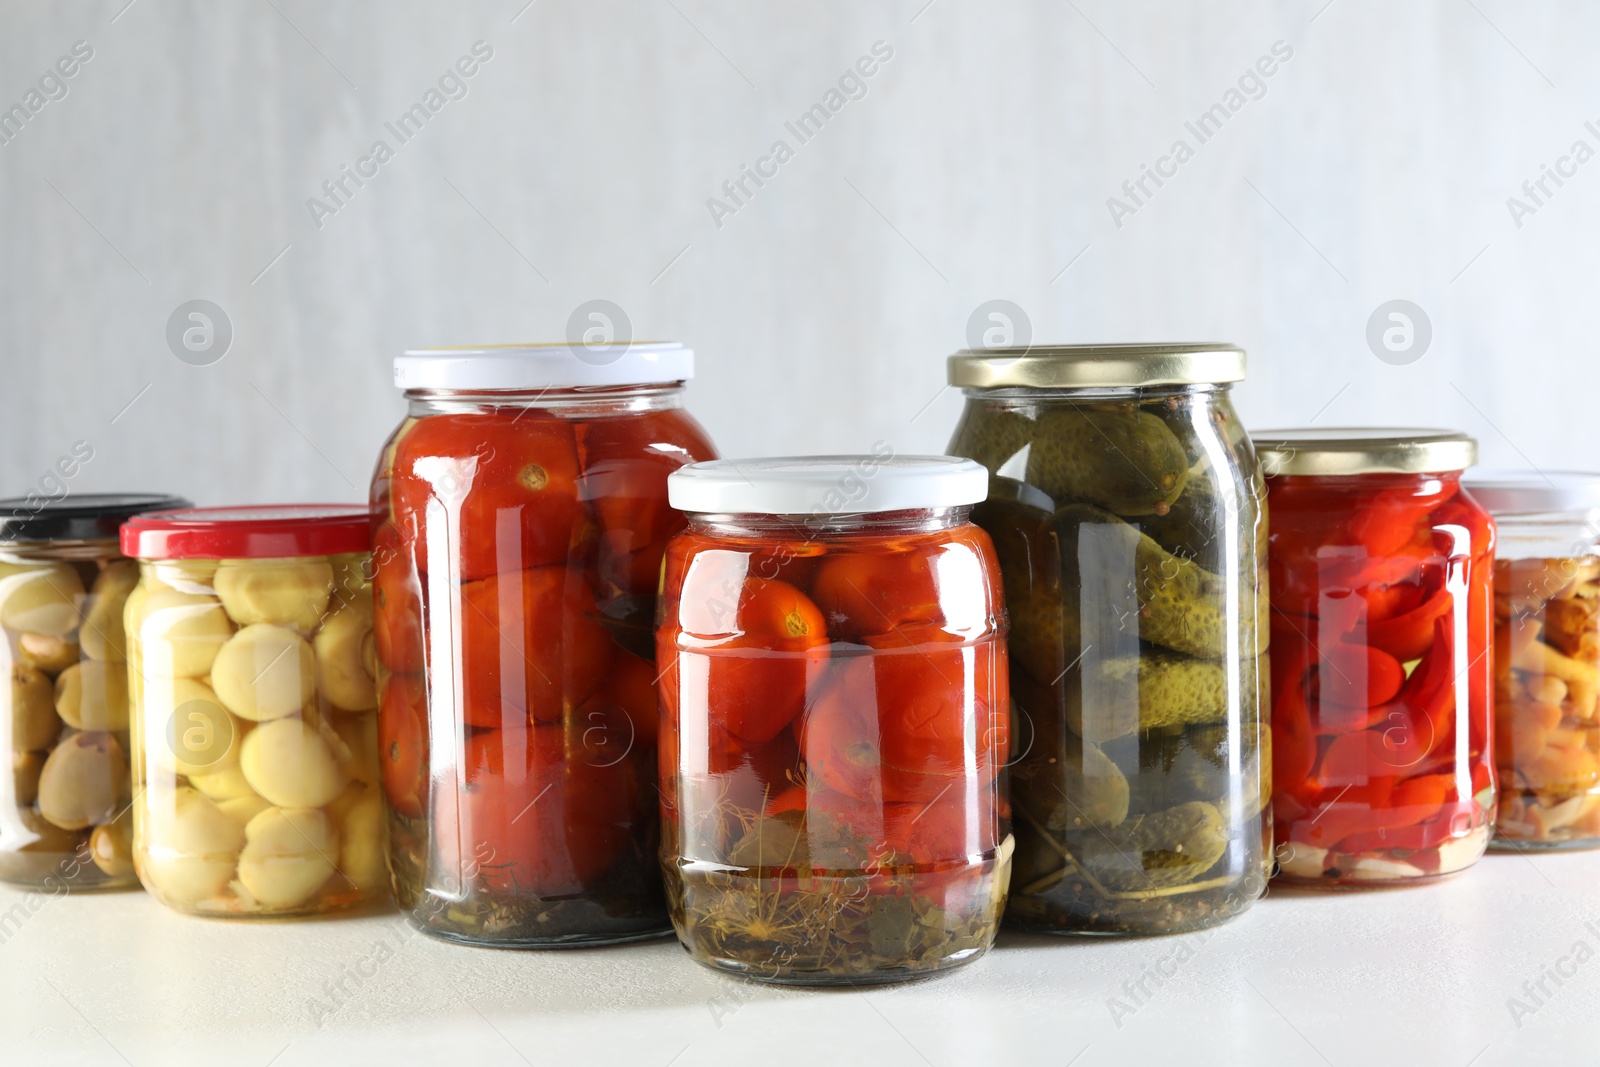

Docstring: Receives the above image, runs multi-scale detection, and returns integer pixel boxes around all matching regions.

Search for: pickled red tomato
[459,566,611,728]
[800,649,1003,805]
[373,522,425,675]
[809,526,1001,636]
[379,672,428,819]
[578,409,717,598]
[432,726,630,895]
[764,783,998,869]
[676,576,829,744]
[390,411,584,581]
[577,648,660,749]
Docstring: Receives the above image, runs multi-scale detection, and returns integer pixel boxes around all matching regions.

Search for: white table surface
[2,848,1596,1067]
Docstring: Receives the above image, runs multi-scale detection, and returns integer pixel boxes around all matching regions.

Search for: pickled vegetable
[659,501,1010,983]
[950,387,1267,934]
[1267,470,1495,883]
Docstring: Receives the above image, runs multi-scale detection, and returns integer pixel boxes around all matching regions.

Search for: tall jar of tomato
[1257,429,1496,885]
[947,344,1269,935]
[374,342,716,946]
[1463,471,1600,850]
[658,456,1011,984]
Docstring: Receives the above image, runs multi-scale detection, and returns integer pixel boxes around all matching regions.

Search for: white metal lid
[1463,470,1600,516]
[394,342,693,391]
[668,456,990,515]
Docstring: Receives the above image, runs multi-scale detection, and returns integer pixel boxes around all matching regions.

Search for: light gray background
[0,0,1591,506]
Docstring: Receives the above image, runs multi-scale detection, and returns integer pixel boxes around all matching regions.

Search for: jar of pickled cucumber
[1258,430,1495,884]
[375,343,717,946]
[659,456,1011,984]
[120,505,385,917]
[1464,471,1600,850]
[0,493,188,890]
[947,344,1269,935]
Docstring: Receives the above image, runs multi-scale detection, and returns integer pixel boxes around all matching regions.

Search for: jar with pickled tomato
[658,455,1011,985]
[947,345,1268,935]
[374,342,717,946]
[1257,430,1496,885]
[120,505,385,916]
[1464,471,1600,850]
[0,493,188,890]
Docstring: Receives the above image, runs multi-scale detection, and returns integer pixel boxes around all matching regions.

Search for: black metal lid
[0,494,193,544]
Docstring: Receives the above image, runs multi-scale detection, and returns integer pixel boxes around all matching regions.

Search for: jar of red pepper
[658,456,1011,984]
[1256,429,1496,885]
[373,342,717,945]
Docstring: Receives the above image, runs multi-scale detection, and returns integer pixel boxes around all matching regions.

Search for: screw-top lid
[949,343,1246,389]
[1254,428,1478,477]
[121,505,372,560]
[1463,470,1600,516]
[395,341,693,391]
[0,494,191,544]
[668,456,989,515]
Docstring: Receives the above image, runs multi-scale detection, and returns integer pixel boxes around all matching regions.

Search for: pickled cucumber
[1076,800,1228,891]
[1024,407,1189,515]
[1068,650,1230,739]
[1057,504,1229,659]
[948,405,1036,472]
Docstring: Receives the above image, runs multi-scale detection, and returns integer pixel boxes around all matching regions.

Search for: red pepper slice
[1316,644,1405,712]
[1289,779,1397,847]
[1348,484,1456,556]
[1271,648,1318,795]
[1365,588,1452,663]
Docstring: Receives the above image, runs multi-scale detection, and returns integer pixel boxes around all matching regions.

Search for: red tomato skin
[459,567,612,729]
[372,522,426,675]
[378,672,428,819]
[390,411,585,582]
[431,726,631,897]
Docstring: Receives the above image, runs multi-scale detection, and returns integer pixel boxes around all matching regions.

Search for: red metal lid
[120,505,373,560]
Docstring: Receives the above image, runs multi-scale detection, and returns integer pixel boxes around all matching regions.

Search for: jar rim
[1254,427,1477,476]
[948,343,1244,388]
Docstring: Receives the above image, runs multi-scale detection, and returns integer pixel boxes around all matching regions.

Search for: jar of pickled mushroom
[658,456,1010,984]
[1464,471,1600,850]
[375,342,717,946]
[0,493,188,890]
[120,505,385,916]
[947,344,1268,935]
[1257,430,1496,885]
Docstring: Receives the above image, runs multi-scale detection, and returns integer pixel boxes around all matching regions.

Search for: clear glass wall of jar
[1258,430,1496,885]
[946,344,1268,935]
[374,343,717,946]
[120,505,385,916]
[658,456,1011,984]
[0,494,188,890]
[1465,471,1600,850]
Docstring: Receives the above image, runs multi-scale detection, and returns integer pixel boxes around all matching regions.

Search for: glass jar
[0,494,188,889]
[658,456,1010,984]
[120,505,384,916]
[1258,430,1496,885]
[1464,471,1600,850]
[947,344,1268,935]
[375,342,717,946]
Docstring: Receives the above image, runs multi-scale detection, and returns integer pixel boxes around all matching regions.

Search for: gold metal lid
[948,343,1246,389]
[1254,428,1478,477]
